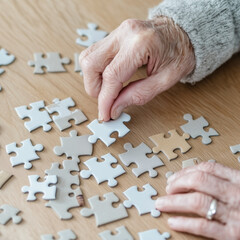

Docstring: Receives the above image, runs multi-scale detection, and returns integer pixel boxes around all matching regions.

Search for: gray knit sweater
[149,0,240,84]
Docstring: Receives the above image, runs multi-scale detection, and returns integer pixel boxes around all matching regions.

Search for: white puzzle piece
[80,153,126,187]
[230,144,240,162]
[119,142,164,177]
[0,48,15,74]
[99,226,133,240]
[22,175,57,201]
[76,23,108,47]
[15,100,52,132]
[88,112,131,146]
[41,229,77,240]
[6,138,44,169]
[0,204,22,225]
[80,192,128,226]
[138,229,171,240]
[45,97,87,131]
[123,184,160,218]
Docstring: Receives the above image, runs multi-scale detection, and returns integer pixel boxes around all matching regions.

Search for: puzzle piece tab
[80,192,128,226]
[41,229,77,240]
[123,184,160,217]
[46,97,87,131]
[230,144,240,162]
[180,113,219,144]
[80,153,125,187]
[6,138,44,169]
[15,100,52,132]
[138,229,171,240]
[99,226,133,240]
[28,52,70,74]
[149,129,191,160]
[22,175,57,201]
[119,142,164,178]
[88,112,131,146]
[0,48,15,74]
[0,204,22,225]
[76,23,108,47]
[54,130,92,161]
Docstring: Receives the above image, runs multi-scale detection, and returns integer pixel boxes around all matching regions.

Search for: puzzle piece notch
[149,129,191,160]
[46,97,87,131]
[28,52,70,74]
[15,100,52,132]
[0,204,22,225]
[138,229,171,240]
[0,170,13,189]
[0,48,15,74]
[80,153,126,187]
[76,23,108,47]
[88,112,131,146]
[54,130,92,161]
[22,175,57,201]
[41,229,77,240]
[80,192,128,226]
[123,184,160,218]
[6,138,44,169]
[99,226,134,240]
[230,144,240,162]
[180,113,219,145]
[119,142,164,178]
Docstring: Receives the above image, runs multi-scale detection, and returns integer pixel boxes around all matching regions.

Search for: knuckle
[131,93,147,106]
[198,162,216,174]
[103,66,119,83]
[191,193,209,211]
[80,56,93,70]
[192,171,208,186]
[121,19,139,29]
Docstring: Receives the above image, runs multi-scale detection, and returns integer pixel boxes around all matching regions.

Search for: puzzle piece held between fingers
[0,48,15,74]
[230,144,240,162]
[41,229,77,240]
[0,204,22,225]
[6,138,44,169]
[180,113,219,144]
[99,226,134,240]
[15,100,52,132]
[28,52,70,74]
[22,175,57,201]
[88,112,131,147]
[149,129,191,160]
[76,23,108,47]
[138,229,171,240]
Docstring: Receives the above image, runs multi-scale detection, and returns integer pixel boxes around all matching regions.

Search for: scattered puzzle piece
[0,48,15,74]
[165,171,174,179]
[123,184,160,218]
[76,23,108,47]
[45,160,81,219]
[0,170,13,189]
[45,97,87,131]
[22,175,57,201]
[230,144,240,162]
[28,52,70,74]
[0,204,22,225]
[54,130,92,162]
[99,226,133,240]
[119,142,164,178]
[149,129,191,160]
[88,112,131,147]
[74,53,83,75]
[138,229,171,240]
[182,157,201,169]
[80,192,128,226]
[80,153,125,187]
[208,159,216,163]
[6,138,44,169]
[15,100,52,132]
[180,113,219,144]
[41,229,77,240]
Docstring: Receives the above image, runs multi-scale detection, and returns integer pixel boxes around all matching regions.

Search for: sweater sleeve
[148,0,240,84]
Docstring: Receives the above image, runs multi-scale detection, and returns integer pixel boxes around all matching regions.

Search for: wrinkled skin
[156,162,240,240]
[79,17,195,121]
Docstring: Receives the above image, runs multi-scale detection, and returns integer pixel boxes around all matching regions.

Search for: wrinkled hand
[156,162,240,240]
[79,17,195,121]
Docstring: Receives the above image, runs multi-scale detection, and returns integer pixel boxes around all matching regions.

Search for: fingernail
[166,185,170,193]
[155,197,165,207]
[168,218,179,227]
[167,174,175,184]
[112,106,123,120]
[98,112,103,121]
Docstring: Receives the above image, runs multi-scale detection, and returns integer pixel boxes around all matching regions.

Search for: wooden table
[0,0,239,239]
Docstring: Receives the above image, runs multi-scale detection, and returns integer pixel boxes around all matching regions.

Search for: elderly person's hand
[156,162,240,240]
[79,17,195,121]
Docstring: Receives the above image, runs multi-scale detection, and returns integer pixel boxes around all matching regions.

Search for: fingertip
[111,105,125,120]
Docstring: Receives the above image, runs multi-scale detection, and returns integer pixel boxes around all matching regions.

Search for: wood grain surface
[0,0,239,239]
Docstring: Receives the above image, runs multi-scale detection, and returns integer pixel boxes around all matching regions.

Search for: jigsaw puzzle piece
[80,153,126,187]
[0,48,15,74]
[149,129,191,160]
[138,229,171,240]
[76,23,108,47]
[119,142,164,178]
[99,226,134,240]
[123,184,160,218]
[88,112,131,146]
[230,144,240,162]
[28,52,70,74]
[182,157,201,169]
[15,100,52,132]
[41,229,77,240]
[180,113,219,144]
[0,204,22,225]
[0,170,13,189]
[80,192,128,226]
[46,97,87,131]
[6,138,44,169]
[22,175,57,201]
